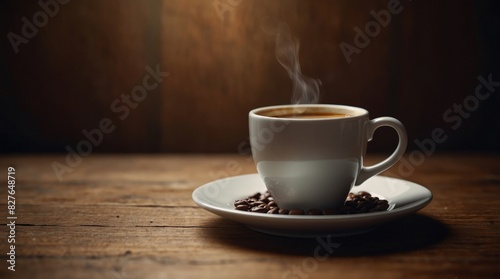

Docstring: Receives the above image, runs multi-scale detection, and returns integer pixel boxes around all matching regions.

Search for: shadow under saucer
[203,213,449,257]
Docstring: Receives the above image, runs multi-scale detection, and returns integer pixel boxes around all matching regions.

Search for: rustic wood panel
[2,0,497,153]
[1,0,162,152]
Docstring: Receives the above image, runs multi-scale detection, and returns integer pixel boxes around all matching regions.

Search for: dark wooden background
[1,0,499,154]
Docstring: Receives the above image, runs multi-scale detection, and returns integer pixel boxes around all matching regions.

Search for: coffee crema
[272,113,350,119]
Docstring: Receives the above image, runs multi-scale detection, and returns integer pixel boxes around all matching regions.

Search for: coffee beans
[289,209,305,215]
[343,192,390,213]
[234,191,390,215]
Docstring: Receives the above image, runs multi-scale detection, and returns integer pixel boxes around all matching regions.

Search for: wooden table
[0,154,499,278]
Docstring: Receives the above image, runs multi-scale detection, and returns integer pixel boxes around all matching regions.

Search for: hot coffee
[257,107,352,119]
[274,113,350,119]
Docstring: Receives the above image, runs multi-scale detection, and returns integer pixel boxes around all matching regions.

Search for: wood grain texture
[0,154,499,278]
[3,0,495,153]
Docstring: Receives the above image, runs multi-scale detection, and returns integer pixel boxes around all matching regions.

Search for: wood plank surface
[0,154,499,278]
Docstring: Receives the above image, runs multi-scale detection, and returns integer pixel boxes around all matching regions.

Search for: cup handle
[355,117,408,186]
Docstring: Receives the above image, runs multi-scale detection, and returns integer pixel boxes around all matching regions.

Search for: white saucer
[192,174,432,238]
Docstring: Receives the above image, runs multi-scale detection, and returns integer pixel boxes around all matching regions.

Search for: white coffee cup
[249,104,407,211]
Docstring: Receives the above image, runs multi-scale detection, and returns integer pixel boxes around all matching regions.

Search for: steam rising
[274,23,321,104]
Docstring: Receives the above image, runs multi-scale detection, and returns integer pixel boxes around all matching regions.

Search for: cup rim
[249,104,369,120]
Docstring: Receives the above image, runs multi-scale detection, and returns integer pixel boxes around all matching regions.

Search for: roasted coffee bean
[267,207,279,214]
[307,209,322,215]
[348,193,359,200]
[251,206,268,213]
[345,200,357,207]
[234,200,248,206]
[235,205,249,211]
[278,209,289,215]
[357,191,370,197]
[256,204,268,210]
[247,198,257,203]
[251,200,266,206]
[251,192,261,199]
[289,209,305,215]
[377,203,389,211]
[363,200,375,209]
